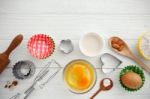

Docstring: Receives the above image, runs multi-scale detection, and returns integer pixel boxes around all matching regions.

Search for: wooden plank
[0,0,150,15]
[0,0,150,99]
[0,15,150,39]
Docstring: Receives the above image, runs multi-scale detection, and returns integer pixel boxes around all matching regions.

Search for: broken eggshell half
[100,53,122,74]
[59,39,74,54]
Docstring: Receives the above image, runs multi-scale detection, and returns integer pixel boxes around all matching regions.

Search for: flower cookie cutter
[59,39,74,54]
[100,53,122,74]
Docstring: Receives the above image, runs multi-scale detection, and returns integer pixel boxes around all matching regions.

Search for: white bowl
[79,33,103,57]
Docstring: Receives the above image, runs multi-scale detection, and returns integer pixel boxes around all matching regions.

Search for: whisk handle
[24,85,35,99]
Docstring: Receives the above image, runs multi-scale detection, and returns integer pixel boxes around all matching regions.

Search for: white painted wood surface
[0,0,150,99]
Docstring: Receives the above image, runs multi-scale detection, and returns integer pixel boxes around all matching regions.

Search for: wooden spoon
[90,78,113,99]
[109,36,150,73]
[0,34,23,74]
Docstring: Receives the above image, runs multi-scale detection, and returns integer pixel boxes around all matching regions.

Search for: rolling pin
[0,34,23,73]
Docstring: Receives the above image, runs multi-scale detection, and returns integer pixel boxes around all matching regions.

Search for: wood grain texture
[0,0,150,99]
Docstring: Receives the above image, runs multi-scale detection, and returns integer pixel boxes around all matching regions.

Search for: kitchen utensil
[63,59,96,94]
[90,78,113,99]
[10,93,21,99]
[100,53,122,74]
[9,59,61,99]
[27,34,55,59]
[59,39,74,54]
[109,36,150,73]
[13,60,35,79]
[0,34,23,73]
[79,33,103,57]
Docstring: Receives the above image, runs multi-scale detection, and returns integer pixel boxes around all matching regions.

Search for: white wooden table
[0,0,150,99]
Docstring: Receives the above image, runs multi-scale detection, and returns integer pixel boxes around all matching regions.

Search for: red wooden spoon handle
[90,88,102,99]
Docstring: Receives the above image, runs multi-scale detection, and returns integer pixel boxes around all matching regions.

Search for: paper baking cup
[27,34,55,59]
[119,65,145,92]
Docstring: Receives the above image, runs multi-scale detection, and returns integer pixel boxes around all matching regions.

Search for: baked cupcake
[120,66,145,91]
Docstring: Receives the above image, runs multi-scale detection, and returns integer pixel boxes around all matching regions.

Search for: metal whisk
[10,59,61,99]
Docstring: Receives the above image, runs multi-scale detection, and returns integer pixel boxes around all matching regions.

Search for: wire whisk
[9,59,61,99]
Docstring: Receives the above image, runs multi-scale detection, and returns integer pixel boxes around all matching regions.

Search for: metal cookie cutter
[100,53,122,74]
[59,39,74,54]
[12,60,36,79]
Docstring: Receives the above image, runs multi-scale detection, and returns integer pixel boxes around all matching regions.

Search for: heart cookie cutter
[100,53,122,74]
[59,39,74,54]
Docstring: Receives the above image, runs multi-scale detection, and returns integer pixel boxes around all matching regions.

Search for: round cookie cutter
[12,60,36,79]
[100,53,122,74]
[59,39,74,54]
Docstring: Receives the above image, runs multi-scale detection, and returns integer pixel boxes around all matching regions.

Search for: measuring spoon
[90,78,113,99]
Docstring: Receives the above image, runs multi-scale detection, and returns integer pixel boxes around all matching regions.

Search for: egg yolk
[72,65,90,89]
[78,76,90,89]
[73,65,84,77]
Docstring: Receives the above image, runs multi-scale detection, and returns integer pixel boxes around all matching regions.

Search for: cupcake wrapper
[27,34,55,59]
[119,65,145,92]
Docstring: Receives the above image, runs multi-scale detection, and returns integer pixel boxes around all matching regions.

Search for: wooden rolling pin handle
[131,55,150,73]
[4,34,23,56]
